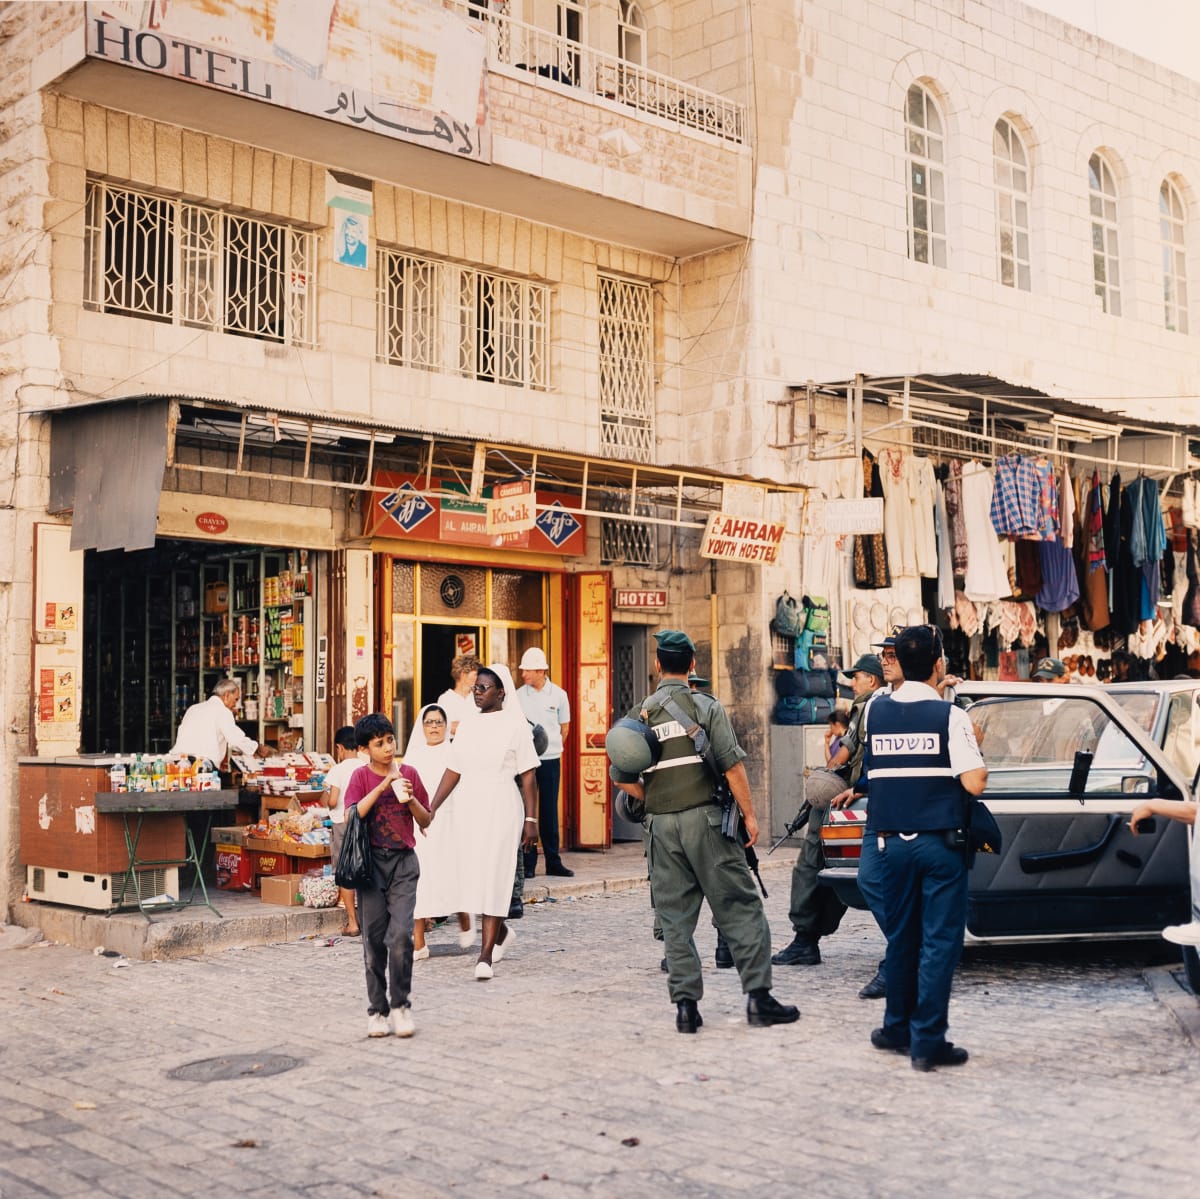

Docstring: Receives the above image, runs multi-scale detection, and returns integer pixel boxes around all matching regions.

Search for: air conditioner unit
[26,865,180,911]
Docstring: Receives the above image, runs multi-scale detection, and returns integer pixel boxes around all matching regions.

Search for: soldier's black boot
[714,931,734,969]
[771,935,821,966]
[675,999,703,1033]
[746,989,800,1027]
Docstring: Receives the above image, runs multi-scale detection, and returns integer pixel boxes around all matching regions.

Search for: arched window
[1088,152,1121,315]
[905,83,946,267]
[618,1,645,66]
[1160,178,1189,334]
[993,118,1030,291]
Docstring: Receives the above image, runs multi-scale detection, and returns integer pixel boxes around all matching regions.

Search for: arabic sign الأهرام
[84,0,491,162]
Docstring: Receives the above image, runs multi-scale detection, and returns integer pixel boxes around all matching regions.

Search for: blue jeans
[524,757,563,872]
[877,831,968,1058]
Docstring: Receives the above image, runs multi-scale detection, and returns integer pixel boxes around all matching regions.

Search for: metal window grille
[599,491,657,566]
[905,84,947,268]
[1160,178,1189,334]
[994,118,1031,292]
[377,249,441,369]
[84,180,317,347]
[456,267,549,389]
[599,275,654,463]
[1088,153,1122,316]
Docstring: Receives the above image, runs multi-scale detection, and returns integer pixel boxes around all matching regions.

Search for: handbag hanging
[771,591,807,639]
[334,808,375,889]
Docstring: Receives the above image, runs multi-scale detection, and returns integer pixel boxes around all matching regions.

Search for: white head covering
[403,703,453,795]
[485,662,538,751]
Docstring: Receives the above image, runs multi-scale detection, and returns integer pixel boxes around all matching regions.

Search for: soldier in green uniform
[611,630,800,1033]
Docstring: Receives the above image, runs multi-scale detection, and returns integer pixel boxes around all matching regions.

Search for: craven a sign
[699,513,785,564]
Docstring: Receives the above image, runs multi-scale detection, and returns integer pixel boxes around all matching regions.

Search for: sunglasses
[472,682,496,693]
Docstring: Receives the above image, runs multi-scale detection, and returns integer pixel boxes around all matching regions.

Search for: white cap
[519,647,549,670]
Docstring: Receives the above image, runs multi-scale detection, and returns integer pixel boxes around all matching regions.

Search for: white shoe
[493,927,515,963]
[458,917,476,950]
[413,946,430,961]
[1163,921,1200,947]
[474,960,493,980]
[390,1005,415,1038]
[367,1012,391,1037]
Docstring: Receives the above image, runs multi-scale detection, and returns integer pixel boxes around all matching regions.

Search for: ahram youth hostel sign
[699,514,785,564]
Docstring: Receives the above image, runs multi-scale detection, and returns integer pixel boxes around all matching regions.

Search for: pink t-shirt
[341,762,429,850]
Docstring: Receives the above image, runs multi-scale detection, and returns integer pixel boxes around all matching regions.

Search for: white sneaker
[1163,921,1200,947]
[474,960,493,980]
[413,946,430,961]
[493,926,516,963]
[366,1012,391,1037]
[390,1006,415,1038]
[458,917,476,950]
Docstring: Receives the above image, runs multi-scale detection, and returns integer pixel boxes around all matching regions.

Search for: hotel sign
[699,513,785,564]
[613,589,668,609]
[85,0,490,161]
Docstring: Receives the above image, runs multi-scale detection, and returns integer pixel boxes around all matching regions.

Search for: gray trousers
[647,804,772,1003]
[786,805,847,940]
[358,847,419,1015]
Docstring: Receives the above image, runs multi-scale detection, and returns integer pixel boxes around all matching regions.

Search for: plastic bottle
[152,755,166,791]
[129,754,144,792]
[109,755,126,793]
[190,757,203,791]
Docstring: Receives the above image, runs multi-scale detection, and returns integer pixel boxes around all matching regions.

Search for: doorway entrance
[611,623,649,841]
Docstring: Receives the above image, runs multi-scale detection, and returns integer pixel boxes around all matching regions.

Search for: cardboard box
[204,581,229,614]
[260,873,305,906]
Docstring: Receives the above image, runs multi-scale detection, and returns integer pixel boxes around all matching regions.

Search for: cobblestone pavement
[2,881,1198,1199]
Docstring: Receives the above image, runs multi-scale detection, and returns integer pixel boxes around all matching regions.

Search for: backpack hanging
[771,591,807,639]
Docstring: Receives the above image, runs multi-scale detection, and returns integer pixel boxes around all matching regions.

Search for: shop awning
[36,394,809,551]
[775,372,1200,479]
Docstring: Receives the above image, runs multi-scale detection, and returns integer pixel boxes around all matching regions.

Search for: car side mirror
[1068,749,1094,801]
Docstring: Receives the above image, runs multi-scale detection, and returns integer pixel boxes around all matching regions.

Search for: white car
[819,681,1198,987]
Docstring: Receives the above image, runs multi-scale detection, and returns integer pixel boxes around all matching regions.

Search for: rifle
[766,799,813,855]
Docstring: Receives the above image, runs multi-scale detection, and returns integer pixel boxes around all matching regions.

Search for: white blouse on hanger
[960,460,1010,601]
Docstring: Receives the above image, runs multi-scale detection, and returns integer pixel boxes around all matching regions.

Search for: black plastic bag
[334,808,374,888]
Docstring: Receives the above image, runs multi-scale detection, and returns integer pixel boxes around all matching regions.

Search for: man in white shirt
[324,726,367,937]
[517,647,573,878]
[170,678,268,766]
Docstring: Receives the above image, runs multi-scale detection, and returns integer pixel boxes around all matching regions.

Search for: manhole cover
[168,1053,302,1082]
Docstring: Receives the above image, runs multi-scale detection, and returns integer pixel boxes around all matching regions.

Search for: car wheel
[1183,945,1200,997]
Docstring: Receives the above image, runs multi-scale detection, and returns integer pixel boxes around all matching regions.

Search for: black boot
[675,999,703,1033]
[714,931,734,969]
[858,966,887,999]
[771,935,821,966]
[746,989,800,1026]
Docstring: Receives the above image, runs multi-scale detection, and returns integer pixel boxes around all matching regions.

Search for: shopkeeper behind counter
[170,679,271,766]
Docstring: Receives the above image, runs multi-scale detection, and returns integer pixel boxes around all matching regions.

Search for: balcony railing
[447,1,746,144]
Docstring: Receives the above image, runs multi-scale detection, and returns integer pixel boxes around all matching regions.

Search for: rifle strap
[655,690,723,784]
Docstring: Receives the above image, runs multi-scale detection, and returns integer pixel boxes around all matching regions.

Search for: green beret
[655,629,695,654]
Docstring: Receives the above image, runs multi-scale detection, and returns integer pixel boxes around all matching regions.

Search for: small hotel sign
[614,589,668,609]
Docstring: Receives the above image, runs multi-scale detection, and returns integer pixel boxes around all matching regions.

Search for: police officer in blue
[858,625,987,1071]
[609,630,799,1033]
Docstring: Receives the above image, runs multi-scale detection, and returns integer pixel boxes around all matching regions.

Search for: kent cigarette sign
[699,513,785,564]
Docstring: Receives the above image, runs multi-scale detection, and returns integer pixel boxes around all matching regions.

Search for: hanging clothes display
[911,455,939,578]
[853,448,890,589]
[945,460,968,576]
[1037,540,1079,613]
[878,447,917,579]
[1126,474,1166,623]
[960,461,1010,601]
[1077,469,1109,632]
[934,481,955,611]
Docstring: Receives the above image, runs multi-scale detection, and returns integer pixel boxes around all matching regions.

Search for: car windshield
[969,694,1149,793]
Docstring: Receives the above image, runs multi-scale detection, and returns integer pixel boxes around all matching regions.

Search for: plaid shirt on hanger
[990,453,1042,537]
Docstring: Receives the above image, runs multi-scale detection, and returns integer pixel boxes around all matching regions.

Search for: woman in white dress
[405,704,474,959]
[437,655,481,737]
[428,664,539,980]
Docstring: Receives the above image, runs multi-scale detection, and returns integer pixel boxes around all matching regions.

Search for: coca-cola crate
[214,842,252,891]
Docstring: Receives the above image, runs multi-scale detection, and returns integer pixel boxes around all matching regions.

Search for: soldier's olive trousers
[647,803,772,1002]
